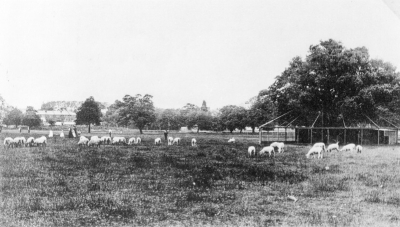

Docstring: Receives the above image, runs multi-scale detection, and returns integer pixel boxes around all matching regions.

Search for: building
[37,110,76,125]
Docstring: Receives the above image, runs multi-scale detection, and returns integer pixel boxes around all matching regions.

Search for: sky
[1,0,400,111]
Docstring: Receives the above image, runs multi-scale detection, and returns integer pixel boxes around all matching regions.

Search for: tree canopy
[268,39,400,127]
[3,108,23,127]
[117,94,156,134]
[22,106,41,128]
[75,96,103,133]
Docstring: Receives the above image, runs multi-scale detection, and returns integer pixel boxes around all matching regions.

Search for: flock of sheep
[77,135,198,147]
[3,133,363,160]
[245,140,362,159]
[3,136,47,148]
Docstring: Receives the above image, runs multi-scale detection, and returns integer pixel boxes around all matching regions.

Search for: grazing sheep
[168,137,174,145]
[49,130,53,138]
[3,137,14,148]
[228,138,235,143]
[135,137,141,144]
[259,146,275,157]
[26,137,35,147]
[340,143,356,152]
[155,138,162,145]
[88,136,101,147]
[306,146,324,159]
[270,142,284,153]
[327,142,339,152]
[100,136,111,145]
[173,138,181,145]
[356,145,362,153]
[112,137,126,145]
[248,146,256,157]
[78,136,89,147]
[14,137,26,147]
[128,137,136,145]
[191,138,197,147]
[34,136,47,147]
[312,142,326,152]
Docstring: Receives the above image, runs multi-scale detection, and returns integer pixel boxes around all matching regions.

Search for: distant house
[37,110,76,125]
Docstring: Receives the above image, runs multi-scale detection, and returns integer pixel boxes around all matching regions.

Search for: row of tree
[1,107,41,128]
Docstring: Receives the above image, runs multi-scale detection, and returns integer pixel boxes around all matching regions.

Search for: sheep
[306,146,324,159]
[49,130,53,138]
[78,136,89,147]
[88,136,101,147]
[326,142,339,152]
[228,138,235,143]
[60,131,65,138]
[3,137,14,148]
[100,136,111,145]
[248,146,256,157]
[191,138,197,147]
[134,137,141,144]
[26,137,35,147]
[168,137,174,145]
[172,138,181,145]
[259,146,275,157]
[128,137,136,145]
[312,142,326,152]
[356,145,362,153]
[340,143,356,152]
[270,142,284,153]
[14,137,26,147]
[34,136,47,147]
[154,138,162,145]
[112,137,126,145]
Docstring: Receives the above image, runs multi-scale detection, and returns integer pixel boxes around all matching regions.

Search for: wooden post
[327,129,330,143]
[277,128,280,141]
[285,127,287,142]
[259,127,262,144]
[344,129,346,144]
[311,128,313,144]
[377,130,380,145]
[361,129,363,145]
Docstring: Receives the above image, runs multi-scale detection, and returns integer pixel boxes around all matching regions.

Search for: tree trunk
[139,128,143,134]
[88,124,91,133]
[197,127,200,133]
[252,127,255,134]
[230,130,233,133]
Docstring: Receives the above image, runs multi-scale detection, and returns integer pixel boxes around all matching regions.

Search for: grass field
[1,132,400,226]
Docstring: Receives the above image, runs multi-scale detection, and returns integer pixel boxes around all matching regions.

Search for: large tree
[117,94,156,134]
[75,96,102,133]
[246,91,276,133]
[158,109,185,130]
[219,105,248,133]
[186,109,213,133]
[3,108,23,127]
[268,39,400,127]
[22,106,42,128]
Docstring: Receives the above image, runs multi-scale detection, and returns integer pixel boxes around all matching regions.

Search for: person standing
[164,129,168,141]
[109,129,112,138]
[28,126,30,133]
[68,128,73,138]
[19,127,22,133]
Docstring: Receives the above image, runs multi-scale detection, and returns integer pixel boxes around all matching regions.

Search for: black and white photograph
[1,0,400,226]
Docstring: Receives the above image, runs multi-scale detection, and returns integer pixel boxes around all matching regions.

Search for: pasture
[1,132,400,226]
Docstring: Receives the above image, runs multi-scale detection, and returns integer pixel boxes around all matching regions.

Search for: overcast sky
[1,0,400,111]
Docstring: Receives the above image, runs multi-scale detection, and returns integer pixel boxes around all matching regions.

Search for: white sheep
[356,145,362,153]
[306,146,324,159]
[191,138,197,147]
[326,142,339,152]
[48,130,53,138]
[3,137,14,148]
[26,137,35,147]
[128,137,136,145]
[34,136,47,147]
[228,138,235,143]
[168,137,174,145]
[278,142,285,153]
[13,137,23,147]
[112,137,126,145]
[88,136,101,147]
[100,136,111,145]
[259,146,275,157]
[248,146,256,157]
[135,137,141,144]
[154,138,162,145]
[312,142,326,152]
[78,136,89,147]
[172,137,181,145]
[270,142,283,153]
[340,143,356,152]
[60,131,65,138]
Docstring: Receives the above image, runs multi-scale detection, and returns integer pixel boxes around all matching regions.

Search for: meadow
[1,131,400,226]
